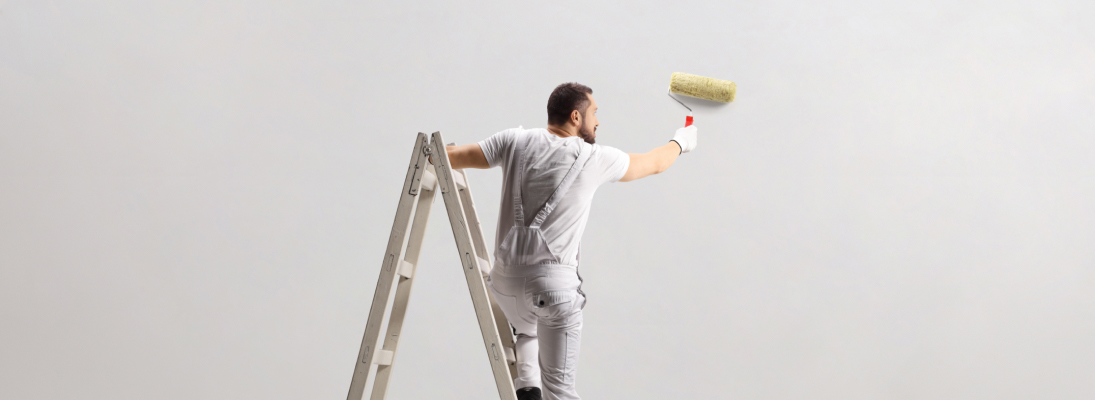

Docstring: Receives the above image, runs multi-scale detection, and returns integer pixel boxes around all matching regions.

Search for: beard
[578,123,596,144]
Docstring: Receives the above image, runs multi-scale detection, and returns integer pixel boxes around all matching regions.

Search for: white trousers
[488,267,585,400]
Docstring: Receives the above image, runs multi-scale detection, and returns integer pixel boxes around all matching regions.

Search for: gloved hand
[670,125,698,154]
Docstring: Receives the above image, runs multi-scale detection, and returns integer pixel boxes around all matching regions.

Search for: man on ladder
[444,82,699,400]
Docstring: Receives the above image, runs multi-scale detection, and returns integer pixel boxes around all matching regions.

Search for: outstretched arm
[445,143,491,170]
[620,142,681,182]
[620,125,698,182]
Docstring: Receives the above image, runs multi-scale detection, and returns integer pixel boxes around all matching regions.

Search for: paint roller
[667,72,736,127]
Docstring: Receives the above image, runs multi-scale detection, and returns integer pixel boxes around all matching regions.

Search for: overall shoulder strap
[529,142,592,229]
[511,128,531,227]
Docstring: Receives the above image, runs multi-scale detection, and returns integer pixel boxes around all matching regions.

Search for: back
[478,128,630,266]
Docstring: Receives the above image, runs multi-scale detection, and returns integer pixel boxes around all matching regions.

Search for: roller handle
[685,115,693,127]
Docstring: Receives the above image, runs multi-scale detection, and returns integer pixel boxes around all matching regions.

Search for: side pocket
[564,328,580,380]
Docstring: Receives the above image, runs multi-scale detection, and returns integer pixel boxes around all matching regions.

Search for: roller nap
[670,72,737,103]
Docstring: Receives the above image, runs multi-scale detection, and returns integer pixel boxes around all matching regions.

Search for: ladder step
[504,346,515,365]
[420,169,437,191]
[374,350,394,366]
[397,260,414,279]
[453,170,467,190]
[477,257,491,277]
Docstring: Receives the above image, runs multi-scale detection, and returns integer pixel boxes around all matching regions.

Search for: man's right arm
[620,142,681,182]
[619,125,697,182]
[439,128,513,169]
[446,143,491,170]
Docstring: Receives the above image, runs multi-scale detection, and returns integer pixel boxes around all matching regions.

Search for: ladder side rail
[370,164,439,399]
[429,133,518,400]
[347,133,431,400]
[456,169,520,377]
[455,169,492,262]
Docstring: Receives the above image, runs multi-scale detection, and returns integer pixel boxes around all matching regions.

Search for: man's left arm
[445,143,491,170]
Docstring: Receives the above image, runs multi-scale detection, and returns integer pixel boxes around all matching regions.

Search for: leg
[489,273,542,390]
[513,330,541,390]
[533,292,584,400]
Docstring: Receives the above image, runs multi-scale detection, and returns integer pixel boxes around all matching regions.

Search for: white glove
[671,125,698,154]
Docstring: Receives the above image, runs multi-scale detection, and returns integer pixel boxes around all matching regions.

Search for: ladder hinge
[408,145,432,195]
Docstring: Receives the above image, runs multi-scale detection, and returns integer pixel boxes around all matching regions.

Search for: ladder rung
[397,260,414,279]
[504,346,515,365]
[419,169,437,191]
[477,257,491,277]
[374,349,394,366]
[453,170,467,190]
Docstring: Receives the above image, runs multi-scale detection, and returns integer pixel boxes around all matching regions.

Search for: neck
[547,125,578,139]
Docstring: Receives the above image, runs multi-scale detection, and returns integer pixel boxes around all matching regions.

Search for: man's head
[547,82,598,144]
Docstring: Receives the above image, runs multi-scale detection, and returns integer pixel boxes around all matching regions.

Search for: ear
[570,109,582,126]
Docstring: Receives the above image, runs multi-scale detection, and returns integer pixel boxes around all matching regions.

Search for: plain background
[2,1,1093,399]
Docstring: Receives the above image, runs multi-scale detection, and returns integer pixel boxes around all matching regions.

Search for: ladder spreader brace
[347,132,519,400]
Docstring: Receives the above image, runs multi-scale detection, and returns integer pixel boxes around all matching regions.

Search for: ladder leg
[370,165,438,399]
[430,132,518,400]
[347,133,432,400]
[456,168,519,379]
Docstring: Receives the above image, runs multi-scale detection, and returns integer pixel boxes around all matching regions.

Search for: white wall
[2,1,1092,399]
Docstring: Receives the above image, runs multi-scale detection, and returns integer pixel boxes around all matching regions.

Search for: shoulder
[589,143,628,168]
[590,143,626,158]
[502,127,556,144]
[498,126,526,139]
[479,126,533,150]
[478,127,532,167]
[586,143,630,183]
[523,127,552,140]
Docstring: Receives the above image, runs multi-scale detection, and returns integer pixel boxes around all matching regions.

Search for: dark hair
[546,82,593,126]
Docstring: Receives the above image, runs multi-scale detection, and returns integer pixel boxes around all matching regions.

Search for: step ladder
[346,132,519,400]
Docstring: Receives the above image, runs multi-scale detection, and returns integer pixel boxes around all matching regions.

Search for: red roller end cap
[685,116,694,127]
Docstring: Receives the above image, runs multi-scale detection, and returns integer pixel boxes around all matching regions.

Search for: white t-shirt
[478,127,630,266]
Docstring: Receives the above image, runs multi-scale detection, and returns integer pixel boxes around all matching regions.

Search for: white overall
[488,132,591,400]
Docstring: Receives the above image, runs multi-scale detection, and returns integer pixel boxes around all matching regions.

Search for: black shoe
[516,387,541,400]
